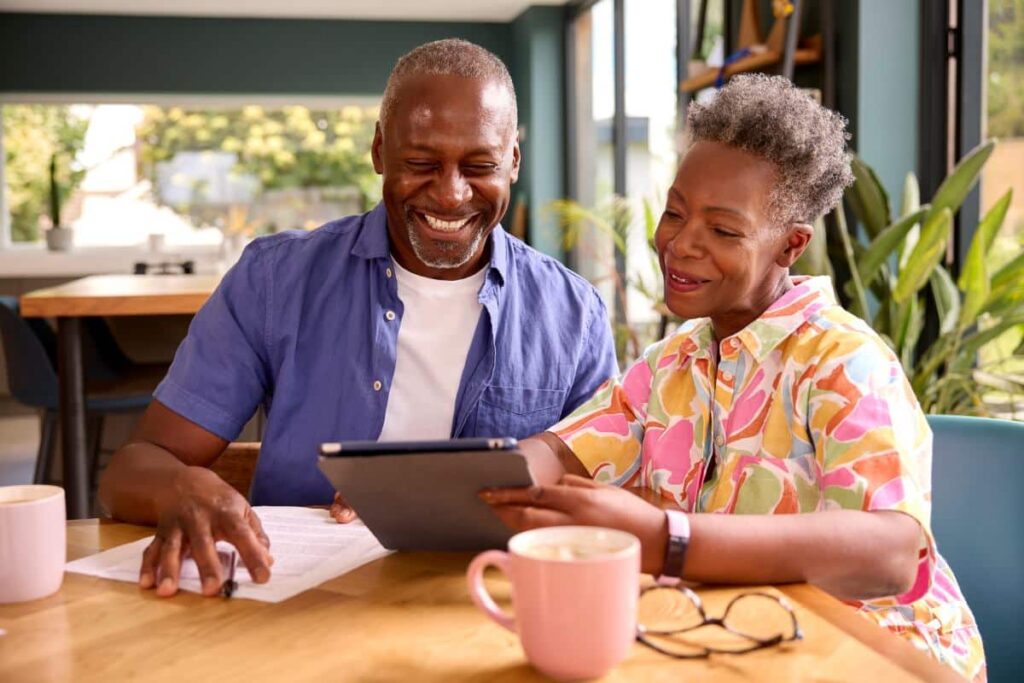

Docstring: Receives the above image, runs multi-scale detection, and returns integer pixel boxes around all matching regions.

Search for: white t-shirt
[377,258,486,441]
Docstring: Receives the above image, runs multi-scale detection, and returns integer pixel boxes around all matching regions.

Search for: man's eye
[463,164,498,175]
[406,161,436,170]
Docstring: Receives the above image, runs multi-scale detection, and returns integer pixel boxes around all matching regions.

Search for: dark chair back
[927,414,1024,683]
[0,296,58,409]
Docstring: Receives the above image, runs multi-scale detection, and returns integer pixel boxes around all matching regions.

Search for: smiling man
[98,39,616,598]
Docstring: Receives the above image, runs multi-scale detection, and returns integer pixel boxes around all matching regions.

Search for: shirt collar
[674,276,838,364]
[351,202,509,286]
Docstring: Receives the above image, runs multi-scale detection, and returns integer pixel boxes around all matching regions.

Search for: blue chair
[927,414,1024,683]
[0,296,159,487]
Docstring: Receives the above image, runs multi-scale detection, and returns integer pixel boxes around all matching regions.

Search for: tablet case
[317,449,533,551]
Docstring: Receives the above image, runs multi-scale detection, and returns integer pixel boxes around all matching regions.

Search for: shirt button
[373,380,382,392]
[721,371,734,381]
[386,267,393,278]
[384,310,396,321]
[715,435,725,448]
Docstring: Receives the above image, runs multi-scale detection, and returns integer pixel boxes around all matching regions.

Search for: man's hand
[139,466,273,597]
[480,475,669,574]
[330,492,358,523]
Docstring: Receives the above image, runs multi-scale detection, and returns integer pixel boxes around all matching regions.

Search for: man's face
[372,73,520,280]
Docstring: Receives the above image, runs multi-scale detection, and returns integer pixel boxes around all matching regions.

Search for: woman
[483,75,985,681]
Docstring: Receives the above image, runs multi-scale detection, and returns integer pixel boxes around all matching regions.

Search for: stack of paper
[66,507,392,602]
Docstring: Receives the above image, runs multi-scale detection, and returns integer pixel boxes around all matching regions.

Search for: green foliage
[2,105,88,241]
[818,140,1024,416]
[988,0,1024,138]
[135,105,381,214]
[550,195,672,364]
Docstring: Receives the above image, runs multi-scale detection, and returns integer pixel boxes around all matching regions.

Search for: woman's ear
[776,223,814,268]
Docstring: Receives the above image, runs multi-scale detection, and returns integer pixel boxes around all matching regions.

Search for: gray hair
[379,39,517,133]
[686,74,854,225]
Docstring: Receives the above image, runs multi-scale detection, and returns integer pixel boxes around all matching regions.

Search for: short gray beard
[405,214,487,270]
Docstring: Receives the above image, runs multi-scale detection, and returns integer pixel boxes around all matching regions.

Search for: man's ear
[776,222,814,268]
[371,122,384,175]
[509,132,521,184]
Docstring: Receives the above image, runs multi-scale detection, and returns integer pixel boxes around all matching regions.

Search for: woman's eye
[713,226,739,238]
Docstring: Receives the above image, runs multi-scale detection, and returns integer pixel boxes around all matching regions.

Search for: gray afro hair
[380,39,517,132]
[687,74,854,225]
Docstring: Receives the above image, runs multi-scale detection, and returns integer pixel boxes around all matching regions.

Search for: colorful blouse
[551,276,986,682]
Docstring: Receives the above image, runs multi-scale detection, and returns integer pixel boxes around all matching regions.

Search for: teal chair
[927,414,1024,683]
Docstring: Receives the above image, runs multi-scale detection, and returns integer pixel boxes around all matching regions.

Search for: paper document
[66,506,392,602]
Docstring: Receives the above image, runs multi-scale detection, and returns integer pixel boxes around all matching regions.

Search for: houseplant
[44,153,74,251]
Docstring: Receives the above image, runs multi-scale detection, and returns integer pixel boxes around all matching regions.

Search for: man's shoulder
[501,232,600,303]
[246,213,367,259]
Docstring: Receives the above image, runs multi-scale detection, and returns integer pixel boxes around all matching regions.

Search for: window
[1,99,381,248]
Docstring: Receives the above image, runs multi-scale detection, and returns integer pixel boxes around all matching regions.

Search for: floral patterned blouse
[551,276,986,682]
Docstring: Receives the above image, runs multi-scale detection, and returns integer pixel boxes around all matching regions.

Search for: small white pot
[45,227,74,252]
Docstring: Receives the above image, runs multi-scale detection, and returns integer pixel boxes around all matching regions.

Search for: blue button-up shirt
[155,203,618,505]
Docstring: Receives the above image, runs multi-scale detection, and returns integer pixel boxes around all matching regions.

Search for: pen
[221,550,238,598]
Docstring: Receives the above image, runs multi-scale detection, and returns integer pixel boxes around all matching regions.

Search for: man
[98,39,617,598]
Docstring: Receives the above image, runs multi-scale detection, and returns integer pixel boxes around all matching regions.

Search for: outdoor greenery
[2,105,88,242]
[989,0,1024,138]
[136,105,381,215]
[795,140,1024,416]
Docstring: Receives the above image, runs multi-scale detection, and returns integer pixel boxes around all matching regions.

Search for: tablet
[316,438,533,551]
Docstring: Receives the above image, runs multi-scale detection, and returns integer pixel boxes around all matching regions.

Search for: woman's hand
[480,475,670,574]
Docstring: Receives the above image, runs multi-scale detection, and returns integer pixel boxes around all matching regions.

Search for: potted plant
[44,153,74,251]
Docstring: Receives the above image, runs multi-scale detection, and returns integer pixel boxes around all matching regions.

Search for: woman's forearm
[677,509,922,600]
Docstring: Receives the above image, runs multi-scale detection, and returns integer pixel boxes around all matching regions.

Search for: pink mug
[0,485,66,604]
[467,526,640,680]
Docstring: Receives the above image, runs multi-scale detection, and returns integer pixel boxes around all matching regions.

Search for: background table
[0,520,965,682]
[20,275,219,518]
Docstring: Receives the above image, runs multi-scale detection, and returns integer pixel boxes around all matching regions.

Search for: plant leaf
[930,266,961,335]
[898,173,922,270]
[834,206,870,319]
[893,207,952,304]
[958,189,1013,327]
[845,155,891,238]
[857,207,929,287]
[925,139,995,223]
[992,250,1024,292]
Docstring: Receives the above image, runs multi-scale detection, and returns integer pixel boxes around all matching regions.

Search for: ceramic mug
[0,485,66,604]
[466,526,640,680]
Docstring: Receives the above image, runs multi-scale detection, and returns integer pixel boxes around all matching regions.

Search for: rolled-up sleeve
[154,243,272,441]
[551,344,659,487]
[808,337,937,603]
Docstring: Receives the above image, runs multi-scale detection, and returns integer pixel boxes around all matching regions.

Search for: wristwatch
[656,509,691,586]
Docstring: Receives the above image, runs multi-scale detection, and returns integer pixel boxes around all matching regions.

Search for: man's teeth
[424,214,470,232]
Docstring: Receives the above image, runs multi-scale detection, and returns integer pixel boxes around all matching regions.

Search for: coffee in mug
[466,526,640,680]
[0,485,66,604]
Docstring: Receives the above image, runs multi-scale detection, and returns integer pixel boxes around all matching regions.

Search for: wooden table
[0,520,964,682]
[20,275,219,518]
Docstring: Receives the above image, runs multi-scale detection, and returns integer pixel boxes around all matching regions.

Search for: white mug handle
[466,550,516,632]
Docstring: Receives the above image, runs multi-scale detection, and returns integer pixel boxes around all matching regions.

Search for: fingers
[488,504,575,531]
[222,514,272,584]
[330,493,358,523]
[181,515,224,596]
[480,483,593,513]
[139,537,162,589]
[560,474,601,489]
[156,527,185,597]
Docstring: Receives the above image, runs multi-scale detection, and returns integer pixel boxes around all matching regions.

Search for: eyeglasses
[636,585,803,658]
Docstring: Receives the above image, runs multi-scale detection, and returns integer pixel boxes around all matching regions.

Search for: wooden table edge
[19,292,211,318]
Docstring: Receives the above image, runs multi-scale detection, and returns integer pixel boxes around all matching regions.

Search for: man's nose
[433,168,472,210]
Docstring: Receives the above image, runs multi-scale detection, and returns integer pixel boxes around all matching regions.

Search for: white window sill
[0,243,229,278]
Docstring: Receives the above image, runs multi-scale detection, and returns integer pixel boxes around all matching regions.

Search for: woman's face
[654,141,812,338]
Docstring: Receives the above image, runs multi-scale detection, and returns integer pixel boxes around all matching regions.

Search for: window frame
[0,91,380,250]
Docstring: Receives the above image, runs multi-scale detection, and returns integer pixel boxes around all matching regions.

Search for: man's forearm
[676,509,922,600]
[98,443,192,525]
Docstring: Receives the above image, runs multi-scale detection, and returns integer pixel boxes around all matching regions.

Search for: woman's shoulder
[796,302,905,374]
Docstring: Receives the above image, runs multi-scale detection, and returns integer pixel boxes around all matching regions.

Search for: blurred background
[0,0,1021,484]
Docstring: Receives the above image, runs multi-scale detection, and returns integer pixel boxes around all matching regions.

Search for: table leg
[57,317,89,519]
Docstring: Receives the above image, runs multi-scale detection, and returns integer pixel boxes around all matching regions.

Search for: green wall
[511,5,566,258]
[0,13,512,95]
[853,0,920,211]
